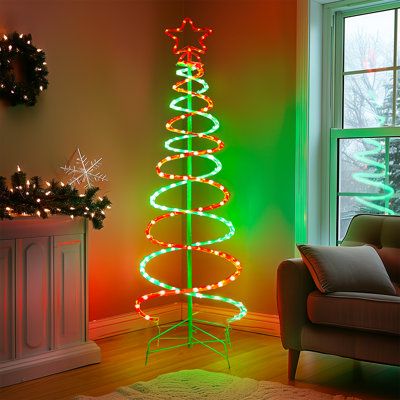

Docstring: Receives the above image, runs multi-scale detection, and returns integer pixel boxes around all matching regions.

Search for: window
[330,3,400,243]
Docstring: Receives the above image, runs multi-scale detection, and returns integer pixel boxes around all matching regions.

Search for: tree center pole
[186,65,193,346]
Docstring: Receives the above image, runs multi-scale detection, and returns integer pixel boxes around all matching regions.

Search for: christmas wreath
[0,169,111,229]
[0,32,48,106]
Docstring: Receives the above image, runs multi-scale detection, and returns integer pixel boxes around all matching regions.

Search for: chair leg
[288,349,300,380]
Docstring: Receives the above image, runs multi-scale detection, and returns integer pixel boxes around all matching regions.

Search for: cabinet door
[54,234,85,348]
[16,237,51,359]
[0,240,15,361]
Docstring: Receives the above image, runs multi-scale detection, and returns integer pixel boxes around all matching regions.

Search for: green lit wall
[186,0,297,314]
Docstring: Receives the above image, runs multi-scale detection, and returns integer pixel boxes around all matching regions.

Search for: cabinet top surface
[0,216,86,239]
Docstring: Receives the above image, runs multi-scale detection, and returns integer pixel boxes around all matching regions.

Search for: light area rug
[75,369,361,400]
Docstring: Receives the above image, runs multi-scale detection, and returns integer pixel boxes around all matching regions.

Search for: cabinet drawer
[54,235,85,348]
[15,237,51,359]
[0,240,15,362]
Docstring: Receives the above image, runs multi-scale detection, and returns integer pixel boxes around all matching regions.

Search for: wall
[185,0,297,315]
[0,0,296,321]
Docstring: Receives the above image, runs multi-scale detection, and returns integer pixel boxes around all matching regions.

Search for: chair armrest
[277,258,316,350]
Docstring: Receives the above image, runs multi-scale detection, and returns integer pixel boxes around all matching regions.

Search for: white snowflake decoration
[61,147,107,188]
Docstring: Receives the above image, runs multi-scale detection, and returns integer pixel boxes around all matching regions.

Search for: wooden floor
[0,327,399,400]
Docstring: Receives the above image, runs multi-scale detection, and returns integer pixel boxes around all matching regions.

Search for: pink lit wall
[0,0,296,321]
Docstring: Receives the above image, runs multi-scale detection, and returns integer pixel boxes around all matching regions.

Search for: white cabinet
[0,216,100,387]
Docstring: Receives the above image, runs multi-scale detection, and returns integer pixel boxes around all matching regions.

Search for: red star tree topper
[165,18,212,65]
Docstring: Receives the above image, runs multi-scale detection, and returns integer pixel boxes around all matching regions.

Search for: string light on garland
[0,166,111,229]
[61,147,108,189]
[0,32,48,106]
[135,18,246,366]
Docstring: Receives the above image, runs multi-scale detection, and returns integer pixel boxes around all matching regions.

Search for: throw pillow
[297,244,396,295]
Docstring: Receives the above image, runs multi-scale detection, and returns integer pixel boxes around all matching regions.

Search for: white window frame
[329,1,400,243]
[296,0,400,248]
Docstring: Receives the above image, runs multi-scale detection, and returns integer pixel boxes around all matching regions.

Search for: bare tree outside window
[343,10,396,128]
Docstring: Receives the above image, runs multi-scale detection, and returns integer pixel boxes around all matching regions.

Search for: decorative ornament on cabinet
[60,147,108,189]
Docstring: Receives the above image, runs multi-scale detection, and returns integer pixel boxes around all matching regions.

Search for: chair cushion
[307,290,400,335]
[342,214,400,283]
[297,244,396,295]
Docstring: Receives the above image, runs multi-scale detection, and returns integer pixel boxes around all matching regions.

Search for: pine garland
[0,170,111,229]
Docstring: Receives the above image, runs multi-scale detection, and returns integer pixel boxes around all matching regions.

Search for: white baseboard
[187,303,281,337]
[0,341,100,387]
[89,302,280,340]
[89,303,183,340]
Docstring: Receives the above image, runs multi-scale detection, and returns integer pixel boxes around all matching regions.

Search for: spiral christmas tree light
[135,18,246,366]
[352,138,394,215]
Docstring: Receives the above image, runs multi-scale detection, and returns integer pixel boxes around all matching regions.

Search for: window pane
[337,196,389,241]
[337,136,400,241]
[343,71,393,128]
[344,10,394,72]
[339,138,384,193]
